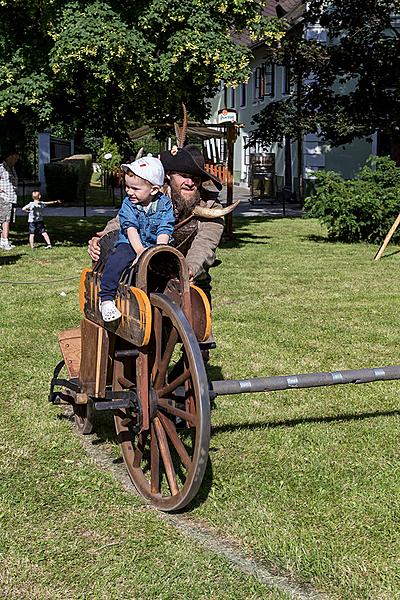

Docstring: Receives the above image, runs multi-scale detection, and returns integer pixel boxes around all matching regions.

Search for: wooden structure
[373,212,400,261]
[249,153,276,203]
[50,236,400,512]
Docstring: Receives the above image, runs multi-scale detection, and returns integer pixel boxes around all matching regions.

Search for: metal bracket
[94,389,139,412]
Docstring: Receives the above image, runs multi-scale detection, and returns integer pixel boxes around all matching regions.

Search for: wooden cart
[50,239,213,511]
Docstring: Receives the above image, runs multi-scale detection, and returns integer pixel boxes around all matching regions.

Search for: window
[252,69,259,103]
[240,82,247,107]
[243,136,250,166]
[283,64,293,95]
[223,83,228,107]
[229,87,236,109]
[254,63,275,101]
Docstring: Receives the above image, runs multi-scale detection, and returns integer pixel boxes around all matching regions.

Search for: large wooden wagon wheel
[114,293,210,511]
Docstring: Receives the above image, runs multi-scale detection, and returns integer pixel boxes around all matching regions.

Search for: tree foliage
[251,0,400,148]
[0,0,284,148]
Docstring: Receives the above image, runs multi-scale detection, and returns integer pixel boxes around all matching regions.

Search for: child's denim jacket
[117,193,175,247]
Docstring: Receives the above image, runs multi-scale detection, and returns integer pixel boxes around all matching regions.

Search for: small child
[99,156,175,322]
[22,191,61,249]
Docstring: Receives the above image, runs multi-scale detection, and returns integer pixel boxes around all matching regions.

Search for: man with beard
[88,145,225,302]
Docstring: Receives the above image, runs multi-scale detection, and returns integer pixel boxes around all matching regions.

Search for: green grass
[85,180,123,207]
[1,214,400,599]
[0,216,291,600]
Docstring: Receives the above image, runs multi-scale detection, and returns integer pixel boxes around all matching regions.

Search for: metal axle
[210,365,400,396]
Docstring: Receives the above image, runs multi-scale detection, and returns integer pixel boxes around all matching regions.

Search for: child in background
[99,156,175,322]
[22,191,61,249]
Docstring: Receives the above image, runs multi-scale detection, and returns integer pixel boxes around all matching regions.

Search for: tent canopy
[128,124,225,141]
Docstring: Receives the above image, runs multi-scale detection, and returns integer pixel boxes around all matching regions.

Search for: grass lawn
[1,214,400,599]
[85,180,124,208]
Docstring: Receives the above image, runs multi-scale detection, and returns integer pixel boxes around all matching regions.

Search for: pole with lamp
[103,152,114,208]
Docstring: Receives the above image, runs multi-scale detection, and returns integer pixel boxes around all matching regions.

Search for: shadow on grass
[303,234,400,256]
[380,249,400,259]
[223,214,306,248]
[303,234,334,244]
[0,252,24,265]
[220,232,272,249]
[211,408,400,435]
[12,216,110,247]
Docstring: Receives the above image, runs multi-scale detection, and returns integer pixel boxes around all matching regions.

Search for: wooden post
[225,123,237,239]
[374,213,400,261]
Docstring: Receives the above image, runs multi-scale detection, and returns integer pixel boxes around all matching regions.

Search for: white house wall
[208,23,377,196]
[208,46,293,189]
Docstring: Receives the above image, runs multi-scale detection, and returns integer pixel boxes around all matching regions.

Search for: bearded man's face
[168,172,202,218]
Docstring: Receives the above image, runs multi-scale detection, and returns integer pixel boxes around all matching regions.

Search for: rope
[0,275,80,285]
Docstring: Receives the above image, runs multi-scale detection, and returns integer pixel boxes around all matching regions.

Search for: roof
[231,1,304,48]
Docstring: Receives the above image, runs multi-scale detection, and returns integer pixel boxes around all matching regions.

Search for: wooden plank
[58,328,81,379]
[80,318,109,398]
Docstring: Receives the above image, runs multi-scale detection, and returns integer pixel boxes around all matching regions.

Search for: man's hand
[188,269,194,283]
[88,229,106,261]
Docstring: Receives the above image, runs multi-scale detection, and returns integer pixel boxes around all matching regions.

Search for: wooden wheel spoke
[154,327,179,389]
[157,411,192,470]
[150,423,160,493]
[158,368,191,398]
[153,417,179,496]
[157,397,198,427]
[152,307,163,381]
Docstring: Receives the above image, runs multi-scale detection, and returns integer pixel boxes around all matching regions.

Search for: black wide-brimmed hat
[160,144,222,191]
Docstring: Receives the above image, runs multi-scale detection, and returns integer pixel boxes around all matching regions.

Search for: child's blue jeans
[99,243,137,302]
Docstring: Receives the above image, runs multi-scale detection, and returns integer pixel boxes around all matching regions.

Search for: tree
[251,1,400,149]
[0,0,284,149]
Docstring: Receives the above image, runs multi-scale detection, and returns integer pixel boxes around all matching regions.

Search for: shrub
[44,162,78,202]
[63,154,92,202]
[44,154,92,203]
[304,156,400,243]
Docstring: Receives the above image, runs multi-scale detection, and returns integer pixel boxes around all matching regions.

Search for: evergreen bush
[63,154,92,202]
[304,156,400,243]
[44,162,78,202]
[44,154,92,203]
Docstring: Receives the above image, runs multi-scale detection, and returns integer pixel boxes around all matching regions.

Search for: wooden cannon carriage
[50,234,400,512]
[50,237,214,511]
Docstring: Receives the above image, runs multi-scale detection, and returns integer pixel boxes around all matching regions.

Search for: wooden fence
[204,163,228,185]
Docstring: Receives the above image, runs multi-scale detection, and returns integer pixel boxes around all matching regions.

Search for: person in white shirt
[0,150,19,250]
[22,191,61,249]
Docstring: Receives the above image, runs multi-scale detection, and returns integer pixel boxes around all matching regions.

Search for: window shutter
[259,64,266,98]
[255,67,261,100]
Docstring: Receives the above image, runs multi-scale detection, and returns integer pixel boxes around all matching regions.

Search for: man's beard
[169,180,201,220]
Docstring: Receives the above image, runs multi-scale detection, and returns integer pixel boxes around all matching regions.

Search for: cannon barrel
[210,365,400,396]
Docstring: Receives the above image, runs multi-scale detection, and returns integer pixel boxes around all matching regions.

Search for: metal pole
[210,365,400,397]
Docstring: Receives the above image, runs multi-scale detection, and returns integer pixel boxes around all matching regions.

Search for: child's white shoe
[99,300,121,322]
[0,241,13,250]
